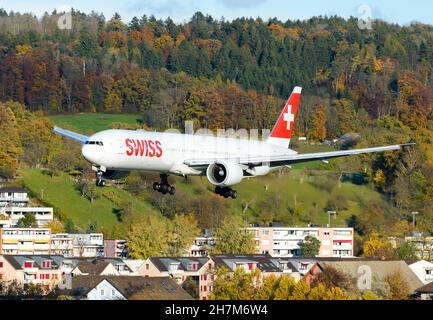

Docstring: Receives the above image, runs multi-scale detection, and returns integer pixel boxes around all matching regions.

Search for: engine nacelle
[102,170,130,180]
[206,162,244,187]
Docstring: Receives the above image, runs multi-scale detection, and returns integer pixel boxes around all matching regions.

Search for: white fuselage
[82,129,297,176]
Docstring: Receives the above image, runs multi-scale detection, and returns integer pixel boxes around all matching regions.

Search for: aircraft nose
[82,144,102,164]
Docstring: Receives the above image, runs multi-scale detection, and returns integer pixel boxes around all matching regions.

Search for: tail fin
[267,86,302,148]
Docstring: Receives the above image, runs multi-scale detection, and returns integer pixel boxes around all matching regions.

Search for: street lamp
[326,211,336,228]
[412,211,419,229]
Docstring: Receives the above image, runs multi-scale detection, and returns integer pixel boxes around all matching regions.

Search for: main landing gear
[95,170,106,187]
[215,186,237,199]
[153,173,176,195]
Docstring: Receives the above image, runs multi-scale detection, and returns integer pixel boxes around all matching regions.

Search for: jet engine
[206,162,243,187]
[102,170,130,180]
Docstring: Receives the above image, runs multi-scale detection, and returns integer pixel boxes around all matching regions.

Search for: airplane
[53,86,413,199]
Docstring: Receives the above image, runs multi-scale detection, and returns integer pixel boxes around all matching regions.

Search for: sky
[0,0,432,26]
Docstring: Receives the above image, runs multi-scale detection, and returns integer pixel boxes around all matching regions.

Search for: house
[0,228,51,255]
[0,206,54,227]
[104,239,128,258]
[139,257,213,300]
[406,260,433,285]
[315,259,424,295]
[0,186,29,207]
[247,225,354,258]
[207,254,303,300]
[0,255,64,291]
[65,276,193,300]
[71,259,120,277]
[415,282,433,300]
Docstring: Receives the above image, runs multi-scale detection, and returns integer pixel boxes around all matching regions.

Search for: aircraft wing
[53,126,89,144]
[184,143,415,167]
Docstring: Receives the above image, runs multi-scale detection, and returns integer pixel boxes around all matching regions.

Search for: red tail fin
[267,86,302,148]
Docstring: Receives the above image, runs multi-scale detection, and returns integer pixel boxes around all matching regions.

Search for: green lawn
[22,170,160,233]
[48,113,142,134]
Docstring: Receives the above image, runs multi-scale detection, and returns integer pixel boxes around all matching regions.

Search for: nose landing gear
[153,174,176,195]
[95,170,106,187]
[215,186,237,199]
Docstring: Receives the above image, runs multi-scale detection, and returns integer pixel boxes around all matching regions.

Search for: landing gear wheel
[153,174,176,196]
[215,186,237,199]
[169,186,176,195]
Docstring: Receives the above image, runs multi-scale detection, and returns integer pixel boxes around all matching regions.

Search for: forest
[1,9,433,245]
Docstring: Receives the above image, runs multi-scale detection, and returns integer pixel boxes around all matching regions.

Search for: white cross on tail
[283,105,295,130]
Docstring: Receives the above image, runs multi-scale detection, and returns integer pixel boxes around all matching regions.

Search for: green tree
[17,212,37,227]
[298,235,321,257]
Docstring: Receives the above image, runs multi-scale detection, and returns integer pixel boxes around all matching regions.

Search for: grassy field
[22,170,160,234]
[48,113,142,133]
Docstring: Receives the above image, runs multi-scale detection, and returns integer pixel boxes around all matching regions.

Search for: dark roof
[69,276,193,300]
[3,255,64,270]
[150,257,208,272]
[416,281,433,294]
[210,254,282,273]
[74,260,111,275]
[0,186,27,193]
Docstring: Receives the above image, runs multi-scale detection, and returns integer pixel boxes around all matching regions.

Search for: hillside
[48,113,143,133]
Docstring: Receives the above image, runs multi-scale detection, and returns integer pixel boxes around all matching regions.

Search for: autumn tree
[212,215,256,255]
[308,105,327,142]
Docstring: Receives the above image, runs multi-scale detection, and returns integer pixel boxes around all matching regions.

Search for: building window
[0,262,3,268]
[146,264,149,270]
[42,261,51,268]
[203,274,207,281]
[24,261,33,268]
[203,286,207,292]
[112,290,116,296]
[101,289,105,296]
[248,263,254,270]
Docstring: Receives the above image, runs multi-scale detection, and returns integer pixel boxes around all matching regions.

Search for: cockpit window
[85,141,104,146]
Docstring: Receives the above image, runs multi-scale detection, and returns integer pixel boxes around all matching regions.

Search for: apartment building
[0,206,54,227]
[68,234,104,258]
[0,186,29,207]
[51,234,74,257]
[405,234,433,261]
[104,239,128,258]
[189,231,215,257]
[247,225,354,258]
[0,228,51,255]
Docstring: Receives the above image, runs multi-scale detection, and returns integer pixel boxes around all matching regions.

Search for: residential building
[0,255,64,291]
[0,228,51,255]
[415,282,433,300]
[64,276,193,300]
[51,234,74,257]
[0,186,29,207]
[71,260,121,276]
[405,233,433,261]
[407,260,433,285]
[189,230,215,257]
[248,225,354,258]
[104,239,128,258]
[138,257,213,300]
[68,233,104,258]
[0,206,54,227]
[314,259,424,295]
